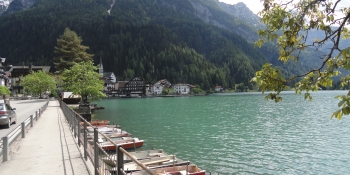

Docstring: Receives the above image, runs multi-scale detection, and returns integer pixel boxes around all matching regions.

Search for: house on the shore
[174,84,192,95]
[99,57,117,93]
[215,86,224,92]
[118,77,144,97]
[102,72,117,92]
[153,79,171,95]
[144,81,153,96]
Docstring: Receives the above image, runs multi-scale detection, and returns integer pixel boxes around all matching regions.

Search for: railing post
[117,146,124,175]
[21,122,26,138]
[84,120,87,160]
[71,112,74,132]
[94,128,99,175]
[30,115,33,127]
[73,114,76,136]
[78,116,81,147]
[3,136,9,162]
[35,111,38,121]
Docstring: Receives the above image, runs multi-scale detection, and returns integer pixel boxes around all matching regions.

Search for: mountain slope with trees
[0,0,313,90]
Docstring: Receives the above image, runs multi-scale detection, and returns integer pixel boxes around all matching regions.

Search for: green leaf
[342,106,350,115]
[338,100,345,107]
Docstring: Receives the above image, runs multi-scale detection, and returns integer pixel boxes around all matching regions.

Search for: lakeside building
[215,86,224,92]
[173,84,192,95]
[152,79,172,95]
[118,77,144,97]
[99,57,117,93]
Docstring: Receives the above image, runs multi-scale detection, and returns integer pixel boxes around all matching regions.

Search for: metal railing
[0,100,49,163]
[58,99,156,175]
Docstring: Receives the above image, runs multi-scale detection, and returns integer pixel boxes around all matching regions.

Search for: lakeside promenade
[0,100,93,175]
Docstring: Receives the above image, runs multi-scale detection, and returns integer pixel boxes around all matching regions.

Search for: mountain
[216,1,264,29]
[1,0,34,15]
[0,0,312,90]
[0,0,12,14]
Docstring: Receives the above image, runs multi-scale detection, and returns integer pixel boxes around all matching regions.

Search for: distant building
[102,72,117,92]
[9,64,50,95]
[174,84,191,95]
[152,79,172,95]
[118,77,144,97]
[144,81,153,96]
[99,57,117,92]
[215,86,224,92]
[153,83,164,95]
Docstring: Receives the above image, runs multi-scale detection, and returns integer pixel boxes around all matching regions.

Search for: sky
[218,0,350,15]
[218,0,264,14]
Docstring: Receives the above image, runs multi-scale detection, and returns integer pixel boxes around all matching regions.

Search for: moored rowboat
[102,149,168,166]
[125,164,205,175]
[90,120,110,126]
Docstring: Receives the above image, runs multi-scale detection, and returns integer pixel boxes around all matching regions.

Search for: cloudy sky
[219,0,350,15]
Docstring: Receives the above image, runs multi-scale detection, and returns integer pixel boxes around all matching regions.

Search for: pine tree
[53,28,94,72]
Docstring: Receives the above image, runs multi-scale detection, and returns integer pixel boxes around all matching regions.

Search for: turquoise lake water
[93,91,350,174]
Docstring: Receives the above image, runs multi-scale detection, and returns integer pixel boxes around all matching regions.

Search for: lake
[93,91,350,174]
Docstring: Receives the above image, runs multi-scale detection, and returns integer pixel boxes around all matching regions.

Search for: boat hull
[102,141,144,151]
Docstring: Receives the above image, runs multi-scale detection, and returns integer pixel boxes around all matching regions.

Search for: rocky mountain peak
[217,1,263,29]
[0,0,12,14]
[1,0,35,15]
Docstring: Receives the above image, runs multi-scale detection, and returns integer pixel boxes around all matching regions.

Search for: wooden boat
[120,155,189,173]
[89,119,110,126]
[128,164,206,175]
[98,137,144,151]
[86,126,131,139]
[87,126,130,136]
[101,149,168,166]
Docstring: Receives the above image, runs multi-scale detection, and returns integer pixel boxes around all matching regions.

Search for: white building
[215,86,223,92]
[153,83,164,95]
[173,84,191,95]
[152,79,171,95]
[99,57,117,92]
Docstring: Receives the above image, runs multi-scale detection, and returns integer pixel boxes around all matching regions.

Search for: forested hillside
[0,0,314,90]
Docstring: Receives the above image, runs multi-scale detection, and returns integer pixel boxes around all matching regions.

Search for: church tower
[99,56,104,76]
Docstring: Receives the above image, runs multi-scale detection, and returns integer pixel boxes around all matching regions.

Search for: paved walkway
[0,100,93,175]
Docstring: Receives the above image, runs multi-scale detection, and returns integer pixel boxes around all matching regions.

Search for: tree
[20,70,57,98]
[62,61,106,103]
[0,86,11,97]
[252,0,350,119]
[53,28,94,72]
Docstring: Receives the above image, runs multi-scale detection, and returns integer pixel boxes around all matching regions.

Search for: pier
[0,100,93,174]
